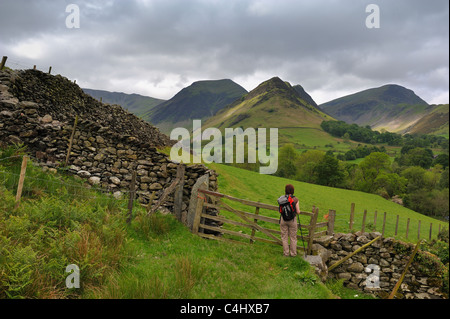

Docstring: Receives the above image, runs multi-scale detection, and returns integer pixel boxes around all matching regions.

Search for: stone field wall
[0,68,218,220]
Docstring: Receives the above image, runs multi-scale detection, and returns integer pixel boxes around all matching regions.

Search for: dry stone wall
[313,232,447,299]
[0,68,218,217]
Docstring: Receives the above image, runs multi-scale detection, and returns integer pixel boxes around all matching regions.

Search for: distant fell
[320,84,431,132]
[204,76,333,131]
[143,79,248,133]
[404,104,449,137]
[83,88,165,116]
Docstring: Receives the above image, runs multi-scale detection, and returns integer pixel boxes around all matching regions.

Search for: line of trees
[276,143,449,219]
[321,120,449,150]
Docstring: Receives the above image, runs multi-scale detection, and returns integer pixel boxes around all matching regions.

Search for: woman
[280,184,300,257]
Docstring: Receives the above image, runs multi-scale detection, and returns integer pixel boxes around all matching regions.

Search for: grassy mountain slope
[319,84,432,132]
[204,77,334,132]
[144,79,248,134]
[405,104,449,137]
[83,88,165,117]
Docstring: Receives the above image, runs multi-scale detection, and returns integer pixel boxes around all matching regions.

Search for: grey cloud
[0,0,448,104]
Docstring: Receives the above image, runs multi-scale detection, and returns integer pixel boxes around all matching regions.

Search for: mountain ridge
[143,79,248,134]
[82,88,165,116]
[319,84,432,132]
[204,76,333,131]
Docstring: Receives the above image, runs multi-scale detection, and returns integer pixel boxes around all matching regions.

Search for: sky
[0,0,448,105]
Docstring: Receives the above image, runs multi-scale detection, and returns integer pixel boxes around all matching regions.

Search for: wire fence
[0,155,157,214]
[1,152,448,242]
[1,55,59,76]
[337,203,448,242]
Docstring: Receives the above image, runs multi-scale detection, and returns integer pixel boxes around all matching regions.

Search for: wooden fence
[349,203,445,241]
[191,188,336,255]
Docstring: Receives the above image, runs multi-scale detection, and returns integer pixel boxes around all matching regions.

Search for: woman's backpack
[277,195,296,221]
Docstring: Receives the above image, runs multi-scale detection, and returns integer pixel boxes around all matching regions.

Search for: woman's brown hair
[285,184,294,195]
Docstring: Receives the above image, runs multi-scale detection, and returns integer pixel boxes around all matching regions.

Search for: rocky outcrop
[312,232,447,299]
[0,68,218,217]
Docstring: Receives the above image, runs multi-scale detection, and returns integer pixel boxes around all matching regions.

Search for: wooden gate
[192,188,335,255]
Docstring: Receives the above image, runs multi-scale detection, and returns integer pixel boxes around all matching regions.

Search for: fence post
[361,210,367,233]
[429,223,433,241]
[65,115,78,166]
[327,209,336,235]
[307,206,319,255]
[126,170,137,224]
[395,215,399,237]
[406,218,410,239]
[192,189,205,235]
[382,212,387,238]
[349,203,355,230]
[48,66,52,74]
[0,56,7,70]
[14,156,28,209]
[250,207,260,244]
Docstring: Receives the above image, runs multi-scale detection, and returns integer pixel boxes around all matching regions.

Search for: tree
[358,152,391,193]
[295,150,325,183]
[374,173,407,197]
[276,144,299,179]
[434,154,449,169]
[439,168,449,189]
[396,147,434,169]
[401,166,428,193]
[315,154,345,187]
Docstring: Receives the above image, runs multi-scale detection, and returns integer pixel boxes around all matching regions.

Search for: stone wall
[0,68,218,218]
[312,232,447,299]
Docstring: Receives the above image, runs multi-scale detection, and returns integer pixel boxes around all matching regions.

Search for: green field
[1,153,446,299]
[207,163,448,243]
[0,155,365,299]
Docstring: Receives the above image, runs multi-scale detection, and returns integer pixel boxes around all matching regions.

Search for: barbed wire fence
[1,55,60,77]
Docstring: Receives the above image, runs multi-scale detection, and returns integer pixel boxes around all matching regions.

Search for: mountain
[82,88,165,117]
[143,79,248,134]
[204,76,333,134]
[319,84,432,133]
[293,84,318,108]
[404,104,449,137]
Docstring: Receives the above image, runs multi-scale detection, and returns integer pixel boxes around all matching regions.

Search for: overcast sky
[0,0,448,105]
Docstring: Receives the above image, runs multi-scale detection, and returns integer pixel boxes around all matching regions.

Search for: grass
[0,157,130,299]
[207,163,448,243]
[92,211,336,299]
[1,152,367,299]
[7,147,441,299]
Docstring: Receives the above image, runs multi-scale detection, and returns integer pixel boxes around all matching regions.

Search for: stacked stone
[313,232,446,299]
[0,68,218,218]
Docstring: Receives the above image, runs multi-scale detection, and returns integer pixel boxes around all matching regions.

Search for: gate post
[306,206,319,255]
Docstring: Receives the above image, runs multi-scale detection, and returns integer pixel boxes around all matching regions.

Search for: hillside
[208,163,448,242]
[404,104,449,137]
[82,88,165,117]
[143,79,248,134]
[319,84,433,133]
[293,84,318,108]
[204,77,333,131]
